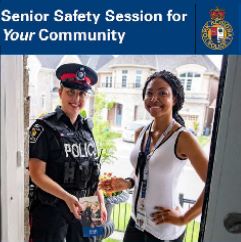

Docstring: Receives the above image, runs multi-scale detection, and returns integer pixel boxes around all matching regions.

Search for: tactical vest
[34,113,100,205]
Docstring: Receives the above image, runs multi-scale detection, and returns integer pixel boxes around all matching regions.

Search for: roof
[155,55,219,74]
[98,55,219,75]
[98,55,157,72]
[36,55,114,71]
[37,55,64,69]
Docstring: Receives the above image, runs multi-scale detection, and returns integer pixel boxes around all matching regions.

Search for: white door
[201,56,241,242]
[0,56,24,242]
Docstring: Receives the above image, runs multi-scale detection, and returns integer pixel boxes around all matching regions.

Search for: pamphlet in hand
[79,195,104,237]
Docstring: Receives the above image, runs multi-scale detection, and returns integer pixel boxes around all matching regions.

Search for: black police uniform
[29,63,100,242]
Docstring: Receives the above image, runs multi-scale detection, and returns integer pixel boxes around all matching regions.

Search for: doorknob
[224,213,241,233]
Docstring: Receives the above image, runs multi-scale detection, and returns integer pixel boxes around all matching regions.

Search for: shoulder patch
[29,124,44,143]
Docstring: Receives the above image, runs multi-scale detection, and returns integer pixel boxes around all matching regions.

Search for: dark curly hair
[142,70,185,126]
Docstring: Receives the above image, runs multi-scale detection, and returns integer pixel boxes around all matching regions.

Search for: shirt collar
[55,106,65,120]
[55,106,83,129]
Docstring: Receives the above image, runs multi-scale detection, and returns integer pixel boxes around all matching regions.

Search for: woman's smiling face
[144,78,176,118]
[59,86,88,118]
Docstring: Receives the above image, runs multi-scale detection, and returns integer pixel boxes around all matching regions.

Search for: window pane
[135,76,141,88]
[180,79,185,86]
[187,72,193,77]
[110,76,112,88]
[180,73,186,77]
[187,79,192,90]
[122,76,127,87]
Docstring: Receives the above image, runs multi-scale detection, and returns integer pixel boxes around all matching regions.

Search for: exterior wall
[99,63,217,132]
[206,75,219,129]
[1,56,24,242]
[98,66,154,127]
[175,64,212,134]
[29,68,56,120]
[180,102,207,135]
[98,72,112,88]
[99,66,151,89]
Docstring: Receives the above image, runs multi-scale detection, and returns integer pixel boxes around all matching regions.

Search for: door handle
[224,213,241,233]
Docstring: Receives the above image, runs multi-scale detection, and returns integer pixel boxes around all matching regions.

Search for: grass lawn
[197,135,210,147]
[103,239,120,242]
[104,203,200,242]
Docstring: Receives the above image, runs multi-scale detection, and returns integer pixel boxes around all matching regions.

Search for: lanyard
[144,129,152,155]
[141,119,175,195]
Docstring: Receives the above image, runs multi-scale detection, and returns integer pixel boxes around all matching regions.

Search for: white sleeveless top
[130,125,187,240]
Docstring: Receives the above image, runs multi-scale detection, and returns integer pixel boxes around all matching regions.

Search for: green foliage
[193,120,199,133]
[197,136,210,147]
[80,109,87,118]
[92,92,118,163]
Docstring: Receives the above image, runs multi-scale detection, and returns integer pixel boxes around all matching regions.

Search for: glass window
[180,73,186,77]
[122,76,127,87]
[186,79,192,90]
[179,72,201,91]
[135,70,142,88]
[104,76,113,88]
[109,76,112,88]
[105,76,109,88]
[180,79,185,87]
[194,73,201,77]
[122,70,128,88]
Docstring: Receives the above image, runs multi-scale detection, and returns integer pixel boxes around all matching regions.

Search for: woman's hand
[151,206,185,226]
[99,177,129,193]
[64,194,83,220]
[100,203,107,224]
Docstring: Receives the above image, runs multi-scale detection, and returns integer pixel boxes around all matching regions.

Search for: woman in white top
[99,70,208,242]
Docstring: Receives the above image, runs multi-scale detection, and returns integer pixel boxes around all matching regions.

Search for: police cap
[56,63,98,92]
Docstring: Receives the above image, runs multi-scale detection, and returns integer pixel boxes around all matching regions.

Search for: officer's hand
[64,194,83,220]
[99,177,129,193]
[100,203,107,224]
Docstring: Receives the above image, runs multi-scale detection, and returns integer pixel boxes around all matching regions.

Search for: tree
[193,120,199,134]
[92,92,117,163]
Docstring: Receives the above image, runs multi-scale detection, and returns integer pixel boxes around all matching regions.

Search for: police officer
[28,63,107,242]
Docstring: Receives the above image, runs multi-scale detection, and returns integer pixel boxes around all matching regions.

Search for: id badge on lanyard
[135,159,149,231]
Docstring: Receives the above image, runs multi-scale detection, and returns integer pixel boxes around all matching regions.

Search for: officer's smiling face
[59,86,88,121]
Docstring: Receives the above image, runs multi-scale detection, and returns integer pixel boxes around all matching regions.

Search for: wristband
[125,177,135,189]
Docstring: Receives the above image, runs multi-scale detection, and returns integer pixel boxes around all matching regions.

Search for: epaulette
[39,112,56,120]
[84,118,94,130]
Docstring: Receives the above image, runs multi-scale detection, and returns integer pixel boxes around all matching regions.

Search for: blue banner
[0,0,240,54]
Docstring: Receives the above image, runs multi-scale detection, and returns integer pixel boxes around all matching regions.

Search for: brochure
[79,195,104,237]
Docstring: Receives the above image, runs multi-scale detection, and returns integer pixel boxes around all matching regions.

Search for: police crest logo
[201,7,234,50]
[29,124,44,143]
